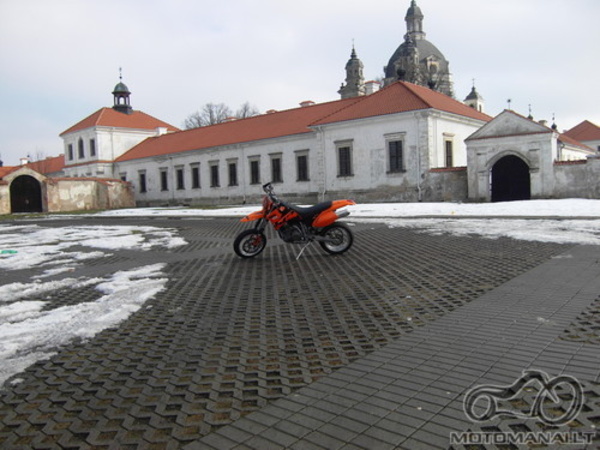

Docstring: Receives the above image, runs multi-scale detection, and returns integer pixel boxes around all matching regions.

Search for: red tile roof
[116,81,491,163]
[26,154,65,174]
[116,97,361,162]
[312,81,492,125]
[60,107,180,136]
[563,120,600,142]
[0,166,18,179]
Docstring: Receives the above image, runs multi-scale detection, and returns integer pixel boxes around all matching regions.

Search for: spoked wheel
[318,223,353,254]
[233,229,267,258]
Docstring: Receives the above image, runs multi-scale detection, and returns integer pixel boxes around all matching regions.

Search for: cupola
[112,70,133,114]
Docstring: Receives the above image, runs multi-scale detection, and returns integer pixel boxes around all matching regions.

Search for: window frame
[176,166,185,190]
[444,138,454,168]
[228,160,238,187]
[336,141,353,177]
[160,168,169,191]
[270,153,283,184]
[78,138,85,159]
[210,162,220,187]
[296,150,309,182]
[191,164,200,189]
[138,171,147,193]
[386,133,406,174]
[249,157,260,185]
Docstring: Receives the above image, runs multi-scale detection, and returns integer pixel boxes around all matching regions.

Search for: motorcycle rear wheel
[234,229,267,258]
[318,223,353,254]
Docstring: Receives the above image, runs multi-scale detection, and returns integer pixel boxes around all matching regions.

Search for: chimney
[20,156,30,166]
[266,109,278,114]
[155,127,168,136]
[300,100,315,107]
[364,80,381,95]
[538,120,548,127]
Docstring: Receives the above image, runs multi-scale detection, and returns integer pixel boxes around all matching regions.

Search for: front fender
[241,210,265,222]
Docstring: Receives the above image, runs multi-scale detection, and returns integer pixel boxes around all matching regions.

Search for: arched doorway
[491,155,531,202]
[10,175,43,213]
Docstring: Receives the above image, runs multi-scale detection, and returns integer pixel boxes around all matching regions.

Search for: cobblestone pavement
[0,217,597,449]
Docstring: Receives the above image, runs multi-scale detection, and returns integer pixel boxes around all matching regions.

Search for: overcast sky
[0,0,598,166]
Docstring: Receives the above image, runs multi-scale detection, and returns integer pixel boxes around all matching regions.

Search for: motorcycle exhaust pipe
[336,209,350,219]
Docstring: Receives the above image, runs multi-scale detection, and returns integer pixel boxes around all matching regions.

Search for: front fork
[255,218,267,233]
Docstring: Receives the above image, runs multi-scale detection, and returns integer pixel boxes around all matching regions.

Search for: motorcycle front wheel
[233,229,267,258]
[318,223,353,254]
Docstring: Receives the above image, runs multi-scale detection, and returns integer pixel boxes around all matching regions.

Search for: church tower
[464,83,485,113]
[112,71,133,114]
[384,0,453,97]
[338,46,366,99]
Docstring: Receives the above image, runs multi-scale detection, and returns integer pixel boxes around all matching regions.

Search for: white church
[1,0,598,214]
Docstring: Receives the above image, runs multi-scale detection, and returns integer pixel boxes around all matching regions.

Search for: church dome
[383,0,453,97]
[384,39,448,79]
[112,81,130,95]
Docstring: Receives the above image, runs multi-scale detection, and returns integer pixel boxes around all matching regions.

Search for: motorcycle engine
[278,223,304,243]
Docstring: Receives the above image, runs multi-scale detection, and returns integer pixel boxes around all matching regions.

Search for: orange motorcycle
[233,183,355,258]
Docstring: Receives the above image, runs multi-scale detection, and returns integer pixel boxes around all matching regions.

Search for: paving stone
[0,217,582,448]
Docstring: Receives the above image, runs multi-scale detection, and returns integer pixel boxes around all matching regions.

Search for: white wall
[114,109,485,205]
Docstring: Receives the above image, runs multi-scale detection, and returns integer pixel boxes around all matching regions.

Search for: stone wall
[553,157,600,199]
[0,168,135,214]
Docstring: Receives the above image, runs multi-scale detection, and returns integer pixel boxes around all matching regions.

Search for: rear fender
[312,199,356,228]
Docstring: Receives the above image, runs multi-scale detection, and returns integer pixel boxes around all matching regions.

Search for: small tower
[464,83,484,113]
[338,46,366,99]
[405,0,425,41]
[112,69,133,114]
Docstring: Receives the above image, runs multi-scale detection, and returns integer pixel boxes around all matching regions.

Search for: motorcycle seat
[284,201,333,220]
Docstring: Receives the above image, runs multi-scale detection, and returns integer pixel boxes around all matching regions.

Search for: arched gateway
[491,155,531,202]
[10,175,43,213]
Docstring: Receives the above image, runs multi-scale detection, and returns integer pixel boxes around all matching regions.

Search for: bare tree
[236,102,260,119]
[184,103,232,129]
[184,102,260,129]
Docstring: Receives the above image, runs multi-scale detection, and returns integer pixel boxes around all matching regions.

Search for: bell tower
[338,46,366,99]
[112,69,133,114]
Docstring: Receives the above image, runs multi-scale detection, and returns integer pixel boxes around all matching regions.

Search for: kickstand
[295,242,311,260]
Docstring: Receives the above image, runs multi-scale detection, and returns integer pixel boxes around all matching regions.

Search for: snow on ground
[0,225,185,387]
[93,198,600,219]
[0,199,599,387]
[93,198,600,245]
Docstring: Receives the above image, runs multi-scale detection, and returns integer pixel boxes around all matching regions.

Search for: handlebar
[262,182,280,203]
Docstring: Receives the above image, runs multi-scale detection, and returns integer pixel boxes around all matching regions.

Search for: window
[176,167,184,190]
[228,161,238,186]
[271,154,282,183]
[337,142,353,177]
[250,159,260,184]
[78,138,84,159]
[160,169,168,191]
[68,144,74,161]
[445,140,453,167]
[210,163,220,187]
[120,173,127,182]
[191,165,200,189]
[296,152,309,181]
[388,140,404,173]
[90,139,96,157]
[139,172,147,193]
